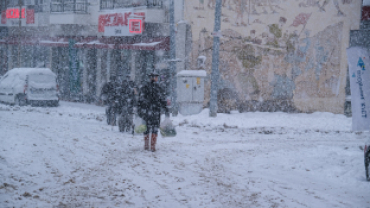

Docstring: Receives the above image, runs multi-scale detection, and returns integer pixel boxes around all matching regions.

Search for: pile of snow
[0,101,106,122]
[170,109,352,132]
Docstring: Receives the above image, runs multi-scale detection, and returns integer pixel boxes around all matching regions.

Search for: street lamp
[169,0,178,116]
[209,0,222,117]
[18,0,22,67]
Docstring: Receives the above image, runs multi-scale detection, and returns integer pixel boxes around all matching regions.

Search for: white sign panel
[347,47,370,132]
[98,12,145,37]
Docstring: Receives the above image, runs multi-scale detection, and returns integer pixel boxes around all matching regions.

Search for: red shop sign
[129,19,142,34]
[6,8,25,19]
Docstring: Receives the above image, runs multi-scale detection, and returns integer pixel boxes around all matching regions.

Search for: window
[7,0,24,7]
[50,0,88,13]
[363,0,370,21]
[100,0,163,10]
[24,0,35,5]
[22,0,48,12]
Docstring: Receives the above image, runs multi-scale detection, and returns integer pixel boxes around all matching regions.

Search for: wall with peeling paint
[184,0,362,113]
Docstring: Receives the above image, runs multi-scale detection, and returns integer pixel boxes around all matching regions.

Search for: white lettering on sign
[347,47,370,131]
[98,12,145,36]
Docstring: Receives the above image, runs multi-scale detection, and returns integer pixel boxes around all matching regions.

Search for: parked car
[365,139,370,181]
[0,68,59,107]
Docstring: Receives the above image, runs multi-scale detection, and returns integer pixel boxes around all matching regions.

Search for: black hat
[148,71,159,76]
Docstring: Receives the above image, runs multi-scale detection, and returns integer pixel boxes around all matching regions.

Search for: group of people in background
[101,75,136,133]
[100,71,169,152]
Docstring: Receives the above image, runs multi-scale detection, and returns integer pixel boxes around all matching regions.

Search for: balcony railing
[25,4,49,12]
[5,0,48,12]
[51,0,88,13]
[34,4,49,12]
[6,0,23,7]
[100,0,163,10]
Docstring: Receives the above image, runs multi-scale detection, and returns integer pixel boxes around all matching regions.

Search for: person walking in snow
[137,71,169,152]
[101,75,121,126]
[118,76,136,133]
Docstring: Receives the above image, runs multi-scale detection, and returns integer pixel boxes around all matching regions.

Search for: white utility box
[177,70,207,115]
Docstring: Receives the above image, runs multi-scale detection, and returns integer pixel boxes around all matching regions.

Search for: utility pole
[169,0,178,116]
[18,0,22,67]
[209,0,222,117]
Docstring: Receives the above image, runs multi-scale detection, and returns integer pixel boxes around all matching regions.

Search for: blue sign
[358,57,366,71]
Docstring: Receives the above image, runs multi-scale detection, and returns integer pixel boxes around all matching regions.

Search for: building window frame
[100,0,163,10]
[50,0,88,13]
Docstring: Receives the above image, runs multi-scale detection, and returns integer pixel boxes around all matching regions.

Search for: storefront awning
[75,37,170,51]
[0,36,46,45]
[39,37,69,47]
[0,36,170,51]
[0,36,69,47]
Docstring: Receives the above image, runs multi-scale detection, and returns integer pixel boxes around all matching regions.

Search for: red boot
[151,134,157,152]
[144,134,149,150]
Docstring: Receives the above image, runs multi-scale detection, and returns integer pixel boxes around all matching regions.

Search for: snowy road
[0,102,369,208]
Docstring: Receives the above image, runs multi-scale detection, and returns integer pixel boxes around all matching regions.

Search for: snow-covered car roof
[4,68,56,80]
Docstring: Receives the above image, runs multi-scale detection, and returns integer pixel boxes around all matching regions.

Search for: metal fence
[100,0,163,10]
[51,0,88,13]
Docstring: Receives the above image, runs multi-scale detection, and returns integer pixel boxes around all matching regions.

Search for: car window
[29,74,56,83]
[0,76,4,87]
[0,75,16,88]
[28,74,57,89]
[12,74,23,86]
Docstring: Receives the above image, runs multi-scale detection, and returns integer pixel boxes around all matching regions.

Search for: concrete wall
[184,0,362,114]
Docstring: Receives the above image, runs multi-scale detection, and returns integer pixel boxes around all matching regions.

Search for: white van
[0,68,59,107]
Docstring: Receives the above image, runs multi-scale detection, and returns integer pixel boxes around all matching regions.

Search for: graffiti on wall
[185,0,355,113]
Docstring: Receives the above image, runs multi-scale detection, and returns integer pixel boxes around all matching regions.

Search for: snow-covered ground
[0,101,369,208]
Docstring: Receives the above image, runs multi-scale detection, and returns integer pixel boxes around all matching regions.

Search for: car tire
[14,96,19,106]
[14,94,26,107]
[30,100,37,107]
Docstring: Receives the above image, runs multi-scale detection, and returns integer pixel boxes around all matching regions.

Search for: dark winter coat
[101,82,116,104]
[138,81,168,127]
[101,80,123,113]
[119,80,135,114]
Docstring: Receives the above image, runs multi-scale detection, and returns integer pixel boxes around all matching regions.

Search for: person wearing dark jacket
[101,76,121,125]
[138,71,169,152]
[118,79,136,133]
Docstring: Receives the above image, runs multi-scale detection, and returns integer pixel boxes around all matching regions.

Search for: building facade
[0,0,189,103]
[184,0,364,114]
[0,0,367,114]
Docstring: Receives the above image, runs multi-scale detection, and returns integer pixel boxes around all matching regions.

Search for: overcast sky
[364,0,370,6]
